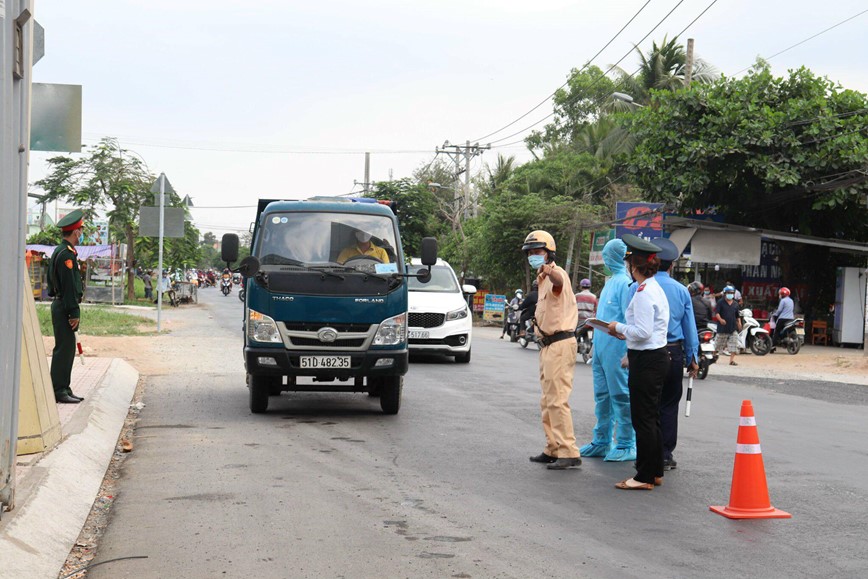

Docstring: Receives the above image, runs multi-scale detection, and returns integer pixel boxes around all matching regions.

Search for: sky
[28,0,868,237]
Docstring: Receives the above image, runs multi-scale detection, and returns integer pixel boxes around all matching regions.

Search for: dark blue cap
[652,237,680,262]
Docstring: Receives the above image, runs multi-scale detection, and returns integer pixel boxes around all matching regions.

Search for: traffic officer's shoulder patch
[637,282,646,292]
[65,259,73,269]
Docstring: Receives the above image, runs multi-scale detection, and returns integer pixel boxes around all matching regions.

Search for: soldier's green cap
[621,233,662,257]
[58,209,84,232]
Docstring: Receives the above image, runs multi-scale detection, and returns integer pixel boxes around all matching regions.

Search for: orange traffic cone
[710,400,791,519]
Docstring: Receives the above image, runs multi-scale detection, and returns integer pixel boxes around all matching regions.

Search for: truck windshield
[256,212,400,274]
[407,265,459,293]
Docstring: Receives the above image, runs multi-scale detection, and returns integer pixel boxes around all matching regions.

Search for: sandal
[730,361,738,366]
[654,477,663,486]
[615,478,654,490]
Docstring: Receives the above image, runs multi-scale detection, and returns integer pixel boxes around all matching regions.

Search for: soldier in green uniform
[49,209,86,404]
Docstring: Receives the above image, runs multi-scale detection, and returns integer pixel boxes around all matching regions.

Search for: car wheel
[455,348,471,364]
[248,374,272,413]
[378,376,402,415]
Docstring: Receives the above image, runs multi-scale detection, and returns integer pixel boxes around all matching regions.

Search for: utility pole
[364,152,370,194]
[433,140,490,221]
[684,38,695,86]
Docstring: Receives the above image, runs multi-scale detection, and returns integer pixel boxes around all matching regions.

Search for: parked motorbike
[765,318,805,355]
[696,324,718,379]
[736,308,773,356]
[575,319,593,364]
[517,319,539,349]
[221,275,232,296]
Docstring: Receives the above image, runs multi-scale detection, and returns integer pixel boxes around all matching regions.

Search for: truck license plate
[408,330,429,339]
[300,356,351,369]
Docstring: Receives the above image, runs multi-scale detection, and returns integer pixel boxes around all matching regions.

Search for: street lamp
[612,92,645,110]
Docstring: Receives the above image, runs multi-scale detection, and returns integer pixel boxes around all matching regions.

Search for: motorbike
[221,275,232,296]
[575,319,593,364]
[505,304,522,342]
[736,308,773,356]
[238,277,246,302]
[765,318,805,355]
[696,324,719,379]
[517,319,539,349]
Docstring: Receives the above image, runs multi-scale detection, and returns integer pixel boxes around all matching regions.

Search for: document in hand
[585,318,611,331]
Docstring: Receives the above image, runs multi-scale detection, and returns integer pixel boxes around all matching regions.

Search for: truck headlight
[248,308,282,343]
[373,312,406,346]
[446,306,468,321]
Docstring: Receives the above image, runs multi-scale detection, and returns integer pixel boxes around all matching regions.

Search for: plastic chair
[810,320,829,345]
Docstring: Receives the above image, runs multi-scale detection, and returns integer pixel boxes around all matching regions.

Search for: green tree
[26,224,62,246]
[367,178,441,257]
[35,137,153,301]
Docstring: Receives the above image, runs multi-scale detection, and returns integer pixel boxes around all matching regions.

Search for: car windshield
[408,265,459,293]
[256,211,400,275]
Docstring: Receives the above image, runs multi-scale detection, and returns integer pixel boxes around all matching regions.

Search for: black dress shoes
[529,453,557,464]
[56,394,81,404]
[663,458,677,471]
[546,457,582,470]
[69,393,84,401]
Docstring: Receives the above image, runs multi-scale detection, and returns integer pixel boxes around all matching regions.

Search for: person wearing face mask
[714,285,742,365]
[606,235,669,490]
[48,209,87,404]
[579,238,636,462]
[522,230,582,470]
[337,230,390,264]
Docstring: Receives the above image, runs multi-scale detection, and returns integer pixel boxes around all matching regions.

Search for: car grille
[284,322,371,332]
[289,337,366,348]
[409,312,445,328]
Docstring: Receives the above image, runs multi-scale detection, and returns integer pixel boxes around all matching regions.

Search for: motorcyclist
[688,282,713,331]
[575,278,597,323]
[518,281,539,337]
[770,287,795,351]
[500,289,524,339]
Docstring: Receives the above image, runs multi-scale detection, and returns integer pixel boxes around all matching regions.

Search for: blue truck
[221,197,436,414]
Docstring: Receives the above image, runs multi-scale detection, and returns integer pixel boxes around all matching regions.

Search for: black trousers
[627,347,669,484]
[50,299,76,397]
[773,318,793,345]
[661,344,684,461]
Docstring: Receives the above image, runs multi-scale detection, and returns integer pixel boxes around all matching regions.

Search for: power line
[486,0,691,146]
[674,0,719,38]
[471,0,653,142]
[733,8,868,76]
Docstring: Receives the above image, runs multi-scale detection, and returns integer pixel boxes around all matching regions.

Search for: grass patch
[35,304,156,337]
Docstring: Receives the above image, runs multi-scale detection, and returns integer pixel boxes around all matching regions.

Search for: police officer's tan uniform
[536,265,580,459]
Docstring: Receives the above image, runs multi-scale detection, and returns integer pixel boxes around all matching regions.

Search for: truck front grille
[290,337,366,348]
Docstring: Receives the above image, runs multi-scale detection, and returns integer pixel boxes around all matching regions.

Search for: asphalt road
[90,288,868,579]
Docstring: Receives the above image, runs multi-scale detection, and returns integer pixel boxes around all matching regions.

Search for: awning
[26,244,115,260]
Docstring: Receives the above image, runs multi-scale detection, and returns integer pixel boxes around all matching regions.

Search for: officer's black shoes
[70,393,84,401]
[663,458,677,471]
[546,457,582,470]
[56,394,81,404]
[529,453,557,464]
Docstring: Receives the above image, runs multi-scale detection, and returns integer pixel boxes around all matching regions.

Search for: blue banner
[615,202,664,241]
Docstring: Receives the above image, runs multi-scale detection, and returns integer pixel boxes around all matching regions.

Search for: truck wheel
[248,374,271,413]
[378,376,402,415]
[455,348,471,364]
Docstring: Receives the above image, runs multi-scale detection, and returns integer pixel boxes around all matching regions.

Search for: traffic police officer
[650,238,699,471]
[523,230,582,470]
[607,235,669,490]
[49,209,86,404]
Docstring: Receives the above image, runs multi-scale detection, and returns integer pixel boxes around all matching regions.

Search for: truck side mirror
[420,237,437,266]
[416,268,431,284]
[222,233,239,263]
[239,255,260,278]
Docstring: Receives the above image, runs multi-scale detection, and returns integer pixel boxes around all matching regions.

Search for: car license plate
[408,330,429,339]
[300,356,351,369]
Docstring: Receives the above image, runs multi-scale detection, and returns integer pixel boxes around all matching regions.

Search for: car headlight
[446,306,469,321]
[373,312,407,346]
[248,308,282,343]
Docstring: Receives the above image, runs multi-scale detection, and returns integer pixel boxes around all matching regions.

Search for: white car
[407,259,475,363]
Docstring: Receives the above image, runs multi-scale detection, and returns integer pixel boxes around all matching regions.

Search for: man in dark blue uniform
[651,238,699,470]
[48,209,86,404]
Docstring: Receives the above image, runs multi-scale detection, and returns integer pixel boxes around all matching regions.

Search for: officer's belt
[538,331,575,348]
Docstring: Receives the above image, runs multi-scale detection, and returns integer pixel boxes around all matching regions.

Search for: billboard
[615,202,664,240]
[589,229,615,265]
[483,294,506,323]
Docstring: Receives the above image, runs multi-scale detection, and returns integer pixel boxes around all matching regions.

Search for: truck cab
[222,198,436,414]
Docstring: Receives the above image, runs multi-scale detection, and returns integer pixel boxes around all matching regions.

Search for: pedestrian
[713,285,742,365]
[717,280,742,305]
[501,289,523,339]
[606,234,669,490]
[579,238,636,462]
[575,278,597,322]
[522,230,581,470]
[142,269,153,300]
[770,287,794,351]
[688,282,713,331]
[702,286,716,311]
[649,238,699,472]
[47,209,86,404]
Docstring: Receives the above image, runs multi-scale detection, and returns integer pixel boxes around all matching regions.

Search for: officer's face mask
[527,254,546,270]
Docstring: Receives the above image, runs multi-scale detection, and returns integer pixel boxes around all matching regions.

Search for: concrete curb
[0,359,138,579]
